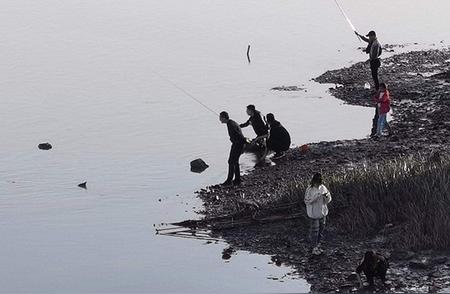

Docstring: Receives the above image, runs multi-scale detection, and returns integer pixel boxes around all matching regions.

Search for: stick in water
[333,0,361,42]
[247,45,251,63]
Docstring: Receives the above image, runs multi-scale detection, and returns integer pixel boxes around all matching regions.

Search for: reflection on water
[0,0,449,292]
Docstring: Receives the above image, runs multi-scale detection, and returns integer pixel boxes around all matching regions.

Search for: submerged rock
[38,142,52,150]
[190,158,209,173]
[271,85,305,91]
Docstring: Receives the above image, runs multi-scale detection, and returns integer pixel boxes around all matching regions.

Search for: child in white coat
[304,173,332,254]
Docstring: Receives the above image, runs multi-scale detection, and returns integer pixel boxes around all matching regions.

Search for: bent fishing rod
[333,0,361,42]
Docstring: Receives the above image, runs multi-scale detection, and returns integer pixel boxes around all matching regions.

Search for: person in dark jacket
[355,30,382,90]
[220,111,246,186]
[266,113,291,158]
[356,251,389,288]
[240,105,268,138]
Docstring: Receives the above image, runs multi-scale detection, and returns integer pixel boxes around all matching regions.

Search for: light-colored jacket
[304,184,332,219]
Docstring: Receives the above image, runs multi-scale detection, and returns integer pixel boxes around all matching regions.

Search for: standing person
[239,105,268,138]
[374,83,391,137]
[219,111,246,186]
[355,30,382,90]
[304,173,332,255]
[265,113,291,159]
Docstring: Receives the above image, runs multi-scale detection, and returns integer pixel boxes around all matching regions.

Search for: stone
[78,182,87,189]
[190,158,209,173]
[38,142,52,150]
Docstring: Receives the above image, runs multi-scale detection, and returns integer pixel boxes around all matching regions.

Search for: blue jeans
[309,217,326,246]
[377,113,387,135]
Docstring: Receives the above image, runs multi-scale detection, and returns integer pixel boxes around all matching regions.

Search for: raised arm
[355,32,369,43]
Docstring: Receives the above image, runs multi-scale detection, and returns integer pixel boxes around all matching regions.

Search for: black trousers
[226,142,244,182]
[370,59,381,90]
[371,106,379,137]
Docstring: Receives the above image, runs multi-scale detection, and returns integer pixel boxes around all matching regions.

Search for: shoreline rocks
[195,48,450,292]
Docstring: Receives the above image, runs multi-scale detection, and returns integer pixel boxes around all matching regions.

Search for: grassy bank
[276,153,450,250]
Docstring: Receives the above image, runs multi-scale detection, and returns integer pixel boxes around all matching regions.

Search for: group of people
[355,30,392,138]
[219,105,291,186]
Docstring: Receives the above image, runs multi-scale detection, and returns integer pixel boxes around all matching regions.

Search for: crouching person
[356,251,389,288]
[304,173,331,255]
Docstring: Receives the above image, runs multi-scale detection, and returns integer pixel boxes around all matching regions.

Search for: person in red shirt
[374,83,391,137]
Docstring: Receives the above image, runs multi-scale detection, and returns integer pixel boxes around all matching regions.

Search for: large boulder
[190,159,209,173]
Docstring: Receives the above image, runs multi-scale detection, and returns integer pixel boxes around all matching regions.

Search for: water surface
[1,0,449,292]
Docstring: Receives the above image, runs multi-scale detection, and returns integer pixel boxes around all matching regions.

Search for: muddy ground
[195,48,450,293]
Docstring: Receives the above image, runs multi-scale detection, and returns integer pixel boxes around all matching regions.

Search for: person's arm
[239,118,250,128]
[320,185,332,204]
[355,32,369,43]
[304,188,322,204]
[252,134,269,141]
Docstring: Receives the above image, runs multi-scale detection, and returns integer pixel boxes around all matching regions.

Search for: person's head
[266,113,275,124]
[366,30,377,42]
[310,172,323,187]
[379,83,387,91]
[246,104,256,116]
[219,111,229,124]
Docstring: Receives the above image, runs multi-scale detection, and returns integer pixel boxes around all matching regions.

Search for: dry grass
[278,153,450,250]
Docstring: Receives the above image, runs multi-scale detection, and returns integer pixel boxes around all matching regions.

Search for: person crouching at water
[266,113,291,159]
[304,173,332,255]
[355,30,382,90]
[220,111,246,186]
[374,83,391,137]
[240,104,268,138]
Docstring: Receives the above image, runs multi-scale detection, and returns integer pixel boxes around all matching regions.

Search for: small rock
[78,182,87,189]
[346,272,359,281]
[190,158,209,173]
[38,143,52,150]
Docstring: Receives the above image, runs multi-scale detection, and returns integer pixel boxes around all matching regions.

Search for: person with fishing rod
[355,30,382,91]
[219,111,246,186]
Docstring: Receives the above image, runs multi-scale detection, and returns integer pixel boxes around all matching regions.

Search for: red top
[373,90,391,114]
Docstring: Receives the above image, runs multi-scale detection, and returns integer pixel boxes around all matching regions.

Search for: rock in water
[38,143,52,150]
[78,182,87,189]
[190,159,209,173]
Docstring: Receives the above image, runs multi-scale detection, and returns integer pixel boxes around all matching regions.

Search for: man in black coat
[220,111,246,186]
[266,113,291,158]
[240,104,268,138]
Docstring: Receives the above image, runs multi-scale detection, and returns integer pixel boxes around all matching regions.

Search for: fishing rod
[152,71,219,117]
[333,0,361,42]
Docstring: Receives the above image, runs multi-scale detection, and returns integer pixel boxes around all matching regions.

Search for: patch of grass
[279,153,450,250]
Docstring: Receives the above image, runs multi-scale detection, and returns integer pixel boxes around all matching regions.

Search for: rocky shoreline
[195,49,450,293]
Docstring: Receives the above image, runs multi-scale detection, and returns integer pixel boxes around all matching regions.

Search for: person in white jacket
[304,173,332,254]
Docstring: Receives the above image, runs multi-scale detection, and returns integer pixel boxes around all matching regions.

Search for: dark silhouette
[266,113,291,158]
[239,105,268,138]
[220,111,246,186]
[356,30,382,90]
[356,251,389,288]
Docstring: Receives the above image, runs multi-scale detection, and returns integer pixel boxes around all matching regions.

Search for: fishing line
[333,0,361,42]
[152,71,219,117]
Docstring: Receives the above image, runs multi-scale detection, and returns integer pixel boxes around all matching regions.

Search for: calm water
[1,0,449,293]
